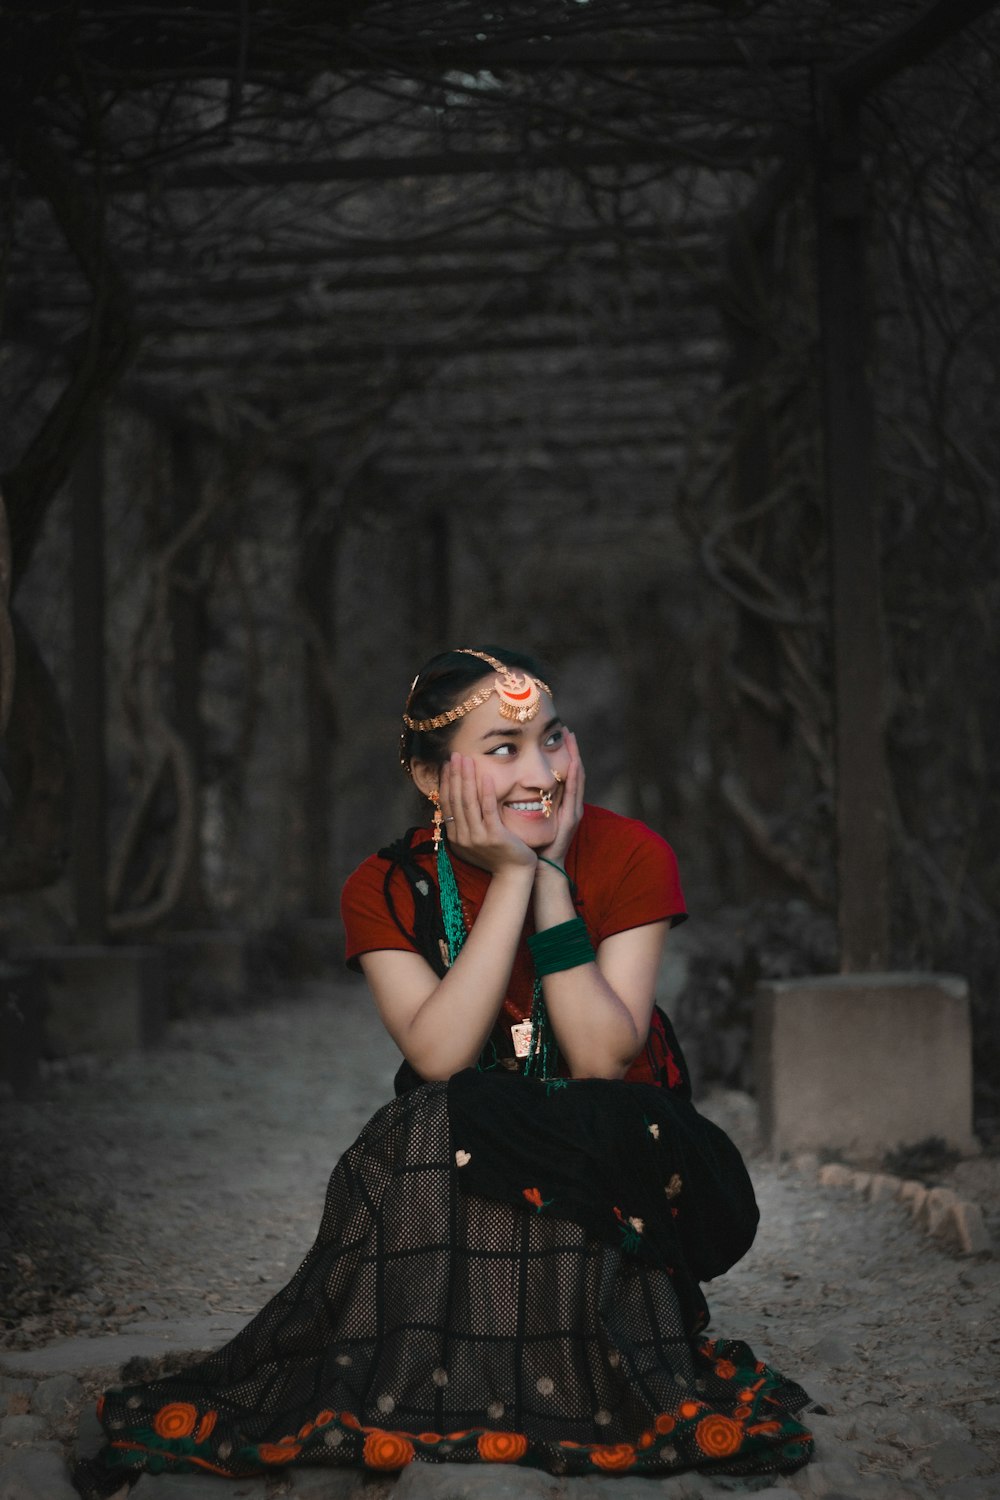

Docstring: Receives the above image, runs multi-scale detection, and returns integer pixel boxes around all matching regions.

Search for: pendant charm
[540,789,553,818]
[511,1020,536,1058]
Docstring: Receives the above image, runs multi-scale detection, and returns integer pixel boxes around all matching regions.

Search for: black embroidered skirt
[76,1073,812,1493]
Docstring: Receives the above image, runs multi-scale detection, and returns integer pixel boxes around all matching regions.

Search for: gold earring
[552,770,564,784]
[429,789,444,850]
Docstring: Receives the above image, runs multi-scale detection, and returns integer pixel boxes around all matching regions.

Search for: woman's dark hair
[400,645,554,771]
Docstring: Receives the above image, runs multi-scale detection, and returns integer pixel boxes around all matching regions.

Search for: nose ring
[540,788,553,818]
[552,770,564,784]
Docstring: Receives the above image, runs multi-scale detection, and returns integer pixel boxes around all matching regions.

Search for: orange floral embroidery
[590,1443,637,1471]
[747,1419,782,1436]
[734,1404,753,1420]
[654,1413,676,1434]
[419,1432,441,1443]
[340,1412,361,1429]
[96,1396,105,1422]
[362,1429,415,1469]
[195,1411,217,1443]
[678,1400,702,1420]
[257,1442,301,1464]
[477,1430,528,1462]
[522,1187,545,1209]
[714,1359,737,1380]
[315,1410,336,1427]
[638,1431,655,1450]
[695,1415,743,1457]
[297,1421,315,1440]
[153,1403,198,1439]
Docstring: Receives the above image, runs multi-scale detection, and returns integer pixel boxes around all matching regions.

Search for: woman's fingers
[477,763,500,826]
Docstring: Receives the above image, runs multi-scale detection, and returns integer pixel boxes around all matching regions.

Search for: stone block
[951,1200,992,1256]
[923,1186,961,1238]
[29,1374,81,1430]
[131,1473,268,1497]
[0,1414,48,1445]
[753,972,976,1157]
[286,1467,366,1497]
[160,930,251,1017]
[394,1461,560,1500]
[898,1180,927,1216]
[866,1173,901,1203]
[23,946,166,1058]
[0,1449,80,1500]
[0,963,46,1097]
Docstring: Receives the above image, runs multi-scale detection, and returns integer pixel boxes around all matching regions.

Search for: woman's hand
[439,753,538,874]
[539,729,585,866]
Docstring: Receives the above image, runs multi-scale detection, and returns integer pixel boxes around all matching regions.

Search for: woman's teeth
[508,801,543,811]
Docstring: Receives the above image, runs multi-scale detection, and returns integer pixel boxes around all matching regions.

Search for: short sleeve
[341,856,421,970]
[592,822,687,942]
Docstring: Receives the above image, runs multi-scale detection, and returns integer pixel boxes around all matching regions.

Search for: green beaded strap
[527,917,596,977]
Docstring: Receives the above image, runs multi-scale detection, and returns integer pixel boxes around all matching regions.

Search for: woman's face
[424,680,571,847]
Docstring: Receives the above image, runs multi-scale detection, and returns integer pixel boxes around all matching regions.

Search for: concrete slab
[0,1317,243,1380]
[23,946,166,1058]
[753,971,976,1157]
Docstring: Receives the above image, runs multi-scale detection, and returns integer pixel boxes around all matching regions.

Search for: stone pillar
[754,973,976,1157]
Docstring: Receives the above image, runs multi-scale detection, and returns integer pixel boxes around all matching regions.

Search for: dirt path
[1,981,997,1500]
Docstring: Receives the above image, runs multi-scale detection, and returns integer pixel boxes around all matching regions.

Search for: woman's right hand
[439,753,537,874]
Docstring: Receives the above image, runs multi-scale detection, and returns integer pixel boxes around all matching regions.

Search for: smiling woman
[78,646,814,1495]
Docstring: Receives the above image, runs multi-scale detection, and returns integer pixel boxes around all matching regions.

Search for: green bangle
[537,856,571,880]
[528,917,595,977]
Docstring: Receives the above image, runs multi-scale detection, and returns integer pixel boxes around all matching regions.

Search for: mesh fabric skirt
[76,1073,813,1492]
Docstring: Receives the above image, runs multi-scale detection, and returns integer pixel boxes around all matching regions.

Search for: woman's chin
[502,811,555,846]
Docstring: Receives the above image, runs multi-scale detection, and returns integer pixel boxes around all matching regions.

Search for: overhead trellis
[1,0,999,979]
[5,0,994,537]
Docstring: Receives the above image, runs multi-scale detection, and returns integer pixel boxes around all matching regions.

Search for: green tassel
[437,840,467,964]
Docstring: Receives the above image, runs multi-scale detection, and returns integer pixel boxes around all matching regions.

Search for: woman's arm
[360,754,537,1081]
[531,732,669,1078]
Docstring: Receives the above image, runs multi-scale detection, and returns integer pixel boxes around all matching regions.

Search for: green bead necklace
[436,840,559,1079]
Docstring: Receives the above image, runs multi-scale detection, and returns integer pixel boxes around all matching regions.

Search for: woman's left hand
[539,729,585,865]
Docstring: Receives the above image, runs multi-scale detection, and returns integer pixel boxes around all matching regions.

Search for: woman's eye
[545,730,564,748]
[486,743,516,757]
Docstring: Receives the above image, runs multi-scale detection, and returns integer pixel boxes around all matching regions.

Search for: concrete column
[815,85,891,971]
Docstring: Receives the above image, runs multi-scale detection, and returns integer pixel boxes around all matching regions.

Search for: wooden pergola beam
[26,255,720,308]
[341,36,822,72]
[22,223,715,276]
[100,134,779,194]
[831,0,1000,96]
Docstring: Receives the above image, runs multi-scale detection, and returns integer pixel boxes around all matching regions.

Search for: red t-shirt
[341,803,687,1085]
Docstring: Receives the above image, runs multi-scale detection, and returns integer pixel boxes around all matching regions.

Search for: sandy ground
[1,980,998,1500]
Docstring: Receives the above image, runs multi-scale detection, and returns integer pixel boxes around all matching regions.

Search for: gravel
[1,978,998,1499]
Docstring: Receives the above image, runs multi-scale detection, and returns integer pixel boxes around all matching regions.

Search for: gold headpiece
[403,649,552,733]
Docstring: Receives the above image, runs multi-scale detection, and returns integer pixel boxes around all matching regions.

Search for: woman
[76,647,812,1494]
